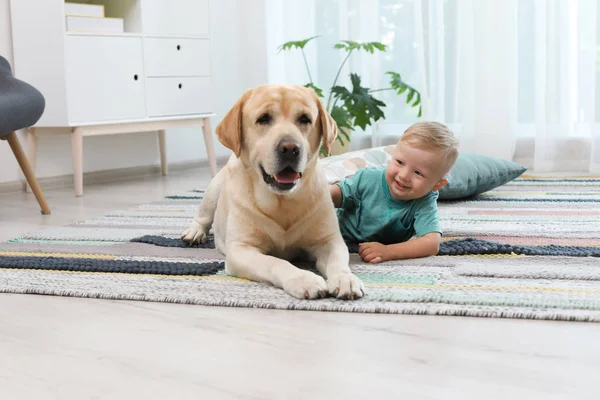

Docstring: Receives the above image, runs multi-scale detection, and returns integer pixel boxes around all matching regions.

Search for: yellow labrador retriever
[181,84,364,300]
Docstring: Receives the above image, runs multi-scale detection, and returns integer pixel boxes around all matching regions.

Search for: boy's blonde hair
[399,121,459,176]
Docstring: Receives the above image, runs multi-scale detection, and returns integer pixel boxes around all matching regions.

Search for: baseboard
[0,156,229,195]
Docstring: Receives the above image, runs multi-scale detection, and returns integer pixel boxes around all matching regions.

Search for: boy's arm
[358,233,441,263]
[329,184,342,208]
[330,169,365,209]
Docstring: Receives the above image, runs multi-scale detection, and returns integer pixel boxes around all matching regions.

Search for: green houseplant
[278,36,422,156]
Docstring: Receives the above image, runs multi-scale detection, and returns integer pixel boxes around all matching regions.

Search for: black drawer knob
[134,74,138,80]
[178,83,182,89]
[177,45,181,50]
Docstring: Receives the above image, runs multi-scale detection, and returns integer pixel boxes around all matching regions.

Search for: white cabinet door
[145,77,212,117]
[65,35,146,124]
[144,38,211,77]
[142,0,209,37]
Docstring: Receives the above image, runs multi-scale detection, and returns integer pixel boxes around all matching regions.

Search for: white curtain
[265,0,600,173]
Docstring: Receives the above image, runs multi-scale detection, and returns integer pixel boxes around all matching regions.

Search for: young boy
[330,121,459,263]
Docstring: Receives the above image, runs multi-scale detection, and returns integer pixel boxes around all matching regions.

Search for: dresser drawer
[144,38,210,77]
[142,0,209,37]
[146,77,212,117]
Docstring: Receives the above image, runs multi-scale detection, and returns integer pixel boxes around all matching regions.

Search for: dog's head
[215,84,337,194]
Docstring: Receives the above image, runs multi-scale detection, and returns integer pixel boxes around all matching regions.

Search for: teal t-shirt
[335,167,441,244]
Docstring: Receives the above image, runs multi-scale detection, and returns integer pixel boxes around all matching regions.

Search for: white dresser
[10,0,217,196]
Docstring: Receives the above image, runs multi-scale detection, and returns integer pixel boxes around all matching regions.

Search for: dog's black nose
[276,139,301,161]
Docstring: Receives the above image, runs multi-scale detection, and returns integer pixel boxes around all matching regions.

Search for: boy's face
[385,142,448,201]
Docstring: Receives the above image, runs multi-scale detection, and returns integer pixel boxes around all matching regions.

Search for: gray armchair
[0,55,50,214]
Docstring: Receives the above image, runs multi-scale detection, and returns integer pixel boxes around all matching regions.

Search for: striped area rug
[1,176,599,322]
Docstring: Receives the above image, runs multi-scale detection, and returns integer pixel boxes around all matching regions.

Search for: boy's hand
[358,242,389,264]
[358,233,441,263]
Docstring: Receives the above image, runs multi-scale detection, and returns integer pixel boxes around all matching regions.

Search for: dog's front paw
[282,270,328,300]
[181,222,208,246]
[327,272,365,300]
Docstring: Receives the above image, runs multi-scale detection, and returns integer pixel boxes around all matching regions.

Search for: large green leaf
[334,40,387,53]
[333,40,359,51]
[331,74,386,130]
[304,83,324,98]
[330,105,353,143]
[387,71,422,116]
[278,35,320,52]
[387,71,408,93]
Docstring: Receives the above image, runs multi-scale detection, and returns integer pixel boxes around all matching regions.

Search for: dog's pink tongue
[274,170,300,183]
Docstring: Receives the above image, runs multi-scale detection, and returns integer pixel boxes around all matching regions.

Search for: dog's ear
[312,91,338,156]
[215,88,253,157]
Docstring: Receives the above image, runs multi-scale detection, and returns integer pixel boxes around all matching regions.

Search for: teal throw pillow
[439,152,527,200]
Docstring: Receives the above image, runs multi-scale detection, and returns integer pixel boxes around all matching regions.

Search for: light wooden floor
[1,166,599,400]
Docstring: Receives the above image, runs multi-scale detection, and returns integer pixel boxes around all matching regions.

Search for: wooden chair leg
[6,131,51,215]
[22,127,37,192]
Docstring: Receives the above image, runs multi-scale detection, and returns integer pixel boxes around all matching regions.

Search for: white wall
[0,0,268,184]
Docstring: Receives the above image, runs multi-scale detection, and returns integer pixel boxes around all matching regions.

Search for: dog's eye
[256,113,272,125]
[298,114,311,125]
